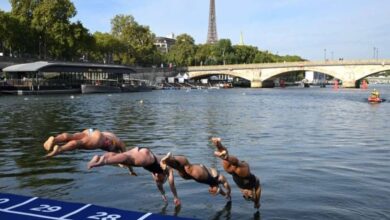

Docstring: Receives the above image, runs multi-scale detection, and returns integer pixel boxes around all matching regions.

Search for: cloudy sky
[1,0,389,61]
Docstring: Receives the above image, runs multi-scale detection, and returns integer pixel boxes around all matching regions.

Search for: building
[1,61,139,95]
[154,34,176,54]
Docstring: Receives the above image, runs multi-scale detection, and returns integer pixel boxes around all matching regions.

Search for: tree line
[0,0,304,67]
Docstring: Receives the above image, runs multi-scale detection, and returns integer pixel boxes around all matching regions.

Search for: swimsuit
[138,147,164,174]
[191,165,220,187]
[232,173,258,190]
[100,136,117,152]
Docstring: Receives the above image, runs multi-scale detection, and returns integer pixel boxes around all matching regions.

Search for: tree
[195,44,213,65]
[31,0,77,59]
[67,21,95,61]
[166,34,196,66]
[0,10,35,57]
[92,31,124,64]
[233,45,258,64]
[214,39,233,65]
[110,14,157,66]
[10,0,40,24]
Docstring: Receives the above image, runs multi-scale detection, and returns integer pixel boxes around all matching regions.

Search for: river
[1,85,389,220]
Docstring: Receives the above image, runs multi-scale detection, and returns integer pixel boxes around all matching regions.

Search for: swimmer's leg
[160,152,173,170]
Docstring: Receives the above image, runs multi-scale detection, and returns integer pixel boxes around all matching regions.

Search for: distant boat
[121,79,153,92]
[368,96,385,103]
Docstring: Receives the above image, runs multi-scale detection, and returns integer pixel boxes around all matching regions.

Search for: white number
[0,198,10,204]
[30,204,62,212]
[88,212,121,220]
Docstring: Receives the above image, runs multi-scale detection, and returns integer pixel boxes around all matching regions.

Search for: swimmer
[211,137,261,209]
[87,147,181,206]
[160,152,231,201]
[43,129,136,175]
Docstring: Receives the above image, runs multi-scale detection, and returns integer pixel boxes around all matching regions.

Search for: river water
[1,86,389,220]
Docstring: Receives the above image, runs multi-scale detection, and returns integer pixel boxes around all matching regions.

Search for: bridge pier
[251,80,262,88]
[342,80,356,88]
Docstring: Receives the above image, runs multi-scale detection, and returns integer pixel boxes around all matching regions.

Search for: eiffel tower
[207,0,218,44]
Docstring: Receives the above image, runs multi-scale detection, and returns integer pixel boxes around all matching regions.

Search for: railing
[187,59,390,71]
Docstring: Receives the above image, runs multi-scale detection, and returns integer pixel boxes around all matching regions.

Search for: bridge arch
[261,67,338,82]
[187,60,390,88]
[188,70,253,81]
[353,66,390,81]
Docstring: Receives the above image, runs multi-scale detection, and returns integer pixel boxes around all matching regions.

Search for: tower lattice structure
[207,0,218,44]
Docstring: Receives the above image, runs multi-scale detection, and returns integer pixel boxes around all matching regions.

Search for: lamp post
[376,48,379,60]
[324,49,327,61]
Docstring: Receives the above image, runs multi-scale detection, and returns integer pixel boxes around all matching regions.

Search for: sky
[1,0,389,61]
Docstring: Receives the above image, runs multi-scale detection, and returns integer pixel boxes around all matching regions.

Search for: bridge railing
[187,59,390,71]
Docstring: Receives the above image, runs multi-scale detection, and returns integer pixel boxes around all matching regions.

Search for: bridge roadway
[186,59,390,88]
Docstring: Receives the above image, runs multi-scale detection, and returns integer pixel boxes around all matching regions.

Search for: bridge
[186,59,390,88]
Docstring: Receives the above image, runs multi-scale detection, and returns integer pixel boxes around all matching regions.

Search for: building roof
[3,61,136,74]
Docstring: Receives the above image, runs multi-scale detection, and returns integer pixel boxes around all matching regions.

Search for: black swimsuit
[232,173,257,190]
[192,165,220,187]
[138,147,164,174]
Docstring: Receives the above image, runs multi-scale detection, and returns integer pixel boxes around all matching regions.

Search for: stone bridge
[186,59,390,88]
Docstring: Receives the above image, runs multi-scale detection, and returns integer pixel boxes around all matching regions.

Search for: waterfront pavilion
[1,61,136,94]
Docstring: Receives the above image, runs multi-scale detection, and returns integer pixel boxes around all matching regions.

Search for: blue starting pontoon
[0,193,195,220]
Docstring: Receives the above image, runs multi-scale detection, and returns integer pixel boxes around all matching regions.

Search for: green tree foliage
[195,43,215,65]
[0,10,35,57]
[214,39,234,64]
[31,0,77,59]
[6,0,92,60]
[92,31,124,64]
[233,45,258,64]
[166,34,196,66]
[10,0,40,23]
[110,14,157,66]
[67,21,95,61]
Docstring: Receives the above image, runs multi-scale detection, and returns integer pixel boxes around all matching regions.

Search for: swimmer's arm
[155,179,167,202]
[220,175,231,200]
[168,168,181,206]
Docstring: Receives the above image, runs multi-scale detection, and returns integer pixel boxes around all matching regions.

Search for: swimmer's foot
[87,155,105,169]
[211,137,221,144]
[210,137,227,151]
[160,152,172,171]
[43,136,55,151]
[44,145,61,158]
[214,150,228,160]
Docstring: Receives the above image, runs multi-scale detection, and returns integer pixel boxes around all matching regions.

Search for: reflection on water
[211,201,232,220]
[1,86,390,219]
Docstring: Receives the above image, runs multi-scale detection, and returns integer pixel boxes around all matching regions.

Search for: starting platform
[0,193,194,220]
